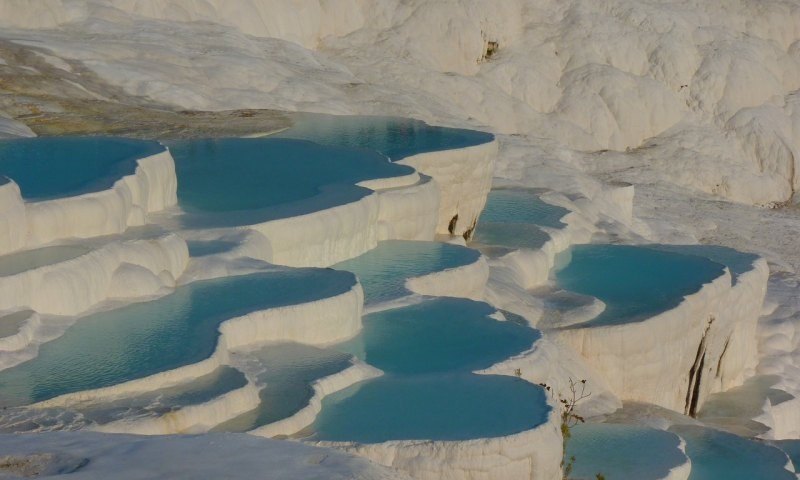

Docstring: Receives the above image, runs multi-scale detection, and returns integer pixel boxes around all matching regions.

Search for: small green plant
[538,378,605,480]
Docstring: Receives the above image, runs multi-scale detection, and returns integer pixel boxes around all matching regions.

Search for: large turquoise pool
[312,298,548,443]
[168,138,413,226]
[0,137,164,200]
[554,245,726,327]
[333,241,481,304]
[274,114,494,161]
[0,269,356,407]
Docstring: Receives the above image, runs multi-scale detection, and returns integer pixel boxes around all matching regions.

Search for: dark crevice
[685,317,714,416]
[448,214,459,235]
[688,351,706,417]
[715,335,731,379]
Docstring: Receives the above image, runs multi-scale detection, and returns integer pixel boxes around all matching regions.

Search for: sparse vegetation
[537,378,605,480]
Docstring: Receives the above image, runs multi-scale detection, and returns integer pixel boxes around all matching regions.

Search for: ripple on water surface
[0,269,356,407]
[0,137,164,200]
[554,244,726,327]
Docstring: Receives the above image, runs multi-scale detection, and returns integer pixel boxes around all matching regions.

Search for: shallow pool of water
[471,189,569,251]
[670,425,795,480]
[214,343,353,432]
[568,423,688,480]
[333,241,481,304]
[274,114,494,161]
[168,137,412,227]
[0,137,164,200]
[0,269,356,407]
[479,189,568,228]
[0,245,92,277]
[554,245,726,327]
[338,298,539,374]
[313,373,549,443]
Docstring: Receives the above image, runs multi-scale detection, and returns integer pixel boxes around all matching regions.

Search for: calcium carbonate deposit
[0,1,799,479]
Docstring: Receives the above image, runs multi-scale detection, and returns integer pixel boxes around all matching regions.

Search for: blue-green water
[313,374,549,443]
[568,424,688,480]
[213,343,353,432]
[554,245,726,327]
[472,189,569,251]
[274,114,494,161]
[333,241,481,304]
[168,138,413,227]
[0,269,356,407]
[0,137,164,200]
[313,298,548,443]
[338,298,539,374]
[774,440,800,474]
[0,245,92,276]
[645,245,758,285]
[479,189,568,228]
[670,425,796,480]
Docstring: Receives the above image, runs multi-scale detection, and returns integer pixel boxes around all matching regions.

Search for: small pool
[168,138,412,227]
[0,245,92,277]
[213,343,353,432]
[471,189,569,251]
[313,373,549,443]
[333,241,481,304]
[670,425,796,480]
[0,366,248,433]
[0,137,164,200]
[567,423,688,480]
[274,114,494,161]
[338,298,539,374]
[312,297,547,443]
[0,269,356,407]
[479,189,568,228]
[554,245,726,327]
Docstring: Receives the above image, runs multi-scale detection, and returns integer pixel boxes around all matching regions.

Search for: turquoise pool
[568,424,688,480]
[338,298,539,374]
[0,137,164,200]
[645,245,759,285]
[312,298,548,443]
[274,114,494,161]
[0,269,356,407]
[168,138,413,227]
[670,425,796,480]
[472,189,569,251]
[775,440,800,474]
[333,240,481,304]
[554,245,726,327]
[313,374,549,443]
[479,189,568,228]
[213,343,353,432]
[0,245,92,277]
